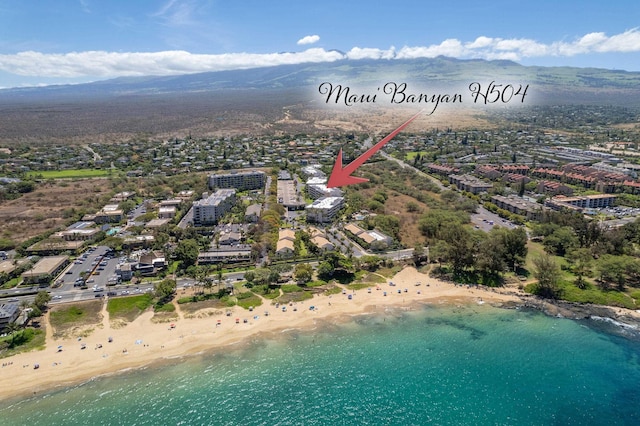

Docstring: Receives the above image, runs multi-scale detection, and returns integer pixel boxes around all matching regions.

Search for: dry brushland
[0,179,113,244]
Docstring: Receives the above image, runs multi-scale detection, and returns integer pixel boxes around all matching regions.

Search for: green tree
[567,247,593,289]
[533,254,561,298]
[203,275,214,294]
[406,201,420,213]
[119,200,136,214]
[440,223,477,273]
[518,179,525,197]
[252,268,272,286]
[5,322,22,347]
[101,236,124,251]
[294,263,313,284]
[543,226,578,256]
[597,255,639,291]
[496,227,528,271]
[154,278,177,302]
[34,290,51,311]
[244,270,256,284]
[28,305,42,319]
[317,261,334,280]
[412,245,427,266]
[429,240,450,267]
[174,239,199,268]
[476,234,506,278]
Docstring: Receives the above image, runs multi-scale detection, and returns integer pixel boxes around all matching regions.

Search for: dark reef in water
[502,294,640,340]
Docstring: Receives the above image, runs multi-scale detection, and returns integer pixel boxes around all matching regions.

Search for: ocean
[1,303,640,425]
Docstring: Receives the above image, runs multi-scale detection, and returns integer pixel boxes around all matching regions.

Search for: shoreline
[0,266,638,402]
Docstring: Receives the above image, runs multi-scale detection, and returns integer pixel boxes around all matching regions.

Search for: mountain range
[0,56,639,143]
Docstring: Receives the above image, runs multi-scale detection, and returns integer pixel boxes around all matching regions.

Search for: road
[379,149,446,191]
[83,144,101,162]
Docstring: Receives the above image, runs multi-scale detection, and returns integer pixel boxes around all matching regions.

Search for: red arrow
[326,110,423,188]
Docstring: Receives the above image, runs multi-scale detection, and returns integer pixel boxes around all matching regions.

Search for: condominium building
[491,195,545,221]
[301,164,326,179]
[198,248,252,264]
[449,174,493,194]
[208,170,266,191]
[545,194,617,212]
[306,177,343,200]
[305,197,345,223]
[192,189,236,226]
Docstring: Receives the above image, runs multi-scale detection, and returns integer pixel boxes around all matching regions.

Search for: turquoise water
[2,304,640,425]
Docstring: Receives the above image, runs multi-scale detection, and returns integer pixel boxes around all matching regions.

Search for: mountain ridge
[3,56,640,99]
[0,57,638,143]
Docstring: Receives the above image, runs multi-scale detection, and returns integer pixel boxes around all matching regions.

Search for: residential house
[0,303,20,331]
[245,204,262,222]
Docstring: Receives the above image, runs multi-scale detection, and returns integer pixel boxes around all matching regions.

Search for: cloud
[1,29,640,84]
[297,35,320,45]
[0,48,344,78]
[397,39,466,59]
[346,47,395,60]
[466,36,494,49]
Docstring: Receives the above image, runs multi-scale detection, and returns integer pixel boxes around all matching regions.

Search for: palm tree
[216,270,224,292]
[202,276,214,295]
[5,322,22,347]
[194,265,207,294]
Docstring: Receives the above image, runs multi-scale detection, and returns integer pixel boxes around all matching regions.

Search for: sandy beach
[0,267,526,401]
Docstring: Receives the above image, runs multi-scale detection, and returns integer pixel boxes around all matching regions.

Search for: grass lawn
[152,303,178,323]
[347,283,373,290]
[559,281,639,309]
[27,169,117,179]
[278,291,313,303]
[178,298,229,317]
[524,241,569,276]
[236,292,263,309]
[248,285,280,299]
[376,266,403,278]
[298,241,308,257]
[306,280,328,287]
[1,277,21,289]
[405,151,429,161]
[154,302,176,313]
[525,280,640,310]
[0,328,46,358]
[280,284,304,293]
[362,273,386,283]
[524,241,546,273]
[49,300,103,337]
[167,261,181,274]
[107,294,153,323]
[323,285,343,296]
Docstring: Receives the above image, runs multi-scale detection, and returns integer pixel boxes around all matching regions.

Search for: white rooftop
[307,177,327,185]
[306,197,344,209]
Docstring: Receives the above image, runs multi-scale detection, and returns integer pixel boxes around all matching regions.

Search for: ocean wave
[589,315,638,330]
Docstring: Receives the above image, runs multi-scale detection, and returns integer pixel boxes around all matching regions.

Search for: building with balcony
[208,170,265,191]
[305,197,345,223]
[192,189,236,226]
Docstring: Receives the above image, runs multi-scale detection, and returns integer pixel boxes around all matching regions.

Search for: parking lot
[60,246,120,291]
[470,206,517,233]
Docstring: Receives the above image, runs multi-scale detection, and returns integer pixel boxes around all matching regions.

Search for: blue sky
[0,0,639,87]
